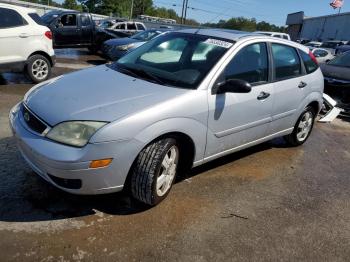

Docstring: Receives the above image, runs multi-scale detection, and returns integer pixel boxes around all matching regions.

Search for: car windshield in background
[110,33,234,89]
[328,52,350,67]
[321,42,339,48]
[131,30,161,41]
[28,13,45,25]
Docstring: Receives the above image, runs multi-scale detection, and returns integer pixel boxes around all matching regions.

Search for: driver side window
[60,14,77,27]
[223,43,269,84]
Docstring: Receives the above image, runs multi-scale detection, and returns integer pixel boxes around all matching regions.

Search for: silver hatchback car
[9,29,324,206]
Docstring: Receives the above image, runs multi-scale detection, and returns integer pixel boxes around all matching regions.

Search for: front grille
[22,104,47,134]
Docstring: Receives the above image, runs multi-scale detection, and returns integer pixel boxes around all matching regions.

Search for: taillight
[45,31,52,40]
[309,50,318,65]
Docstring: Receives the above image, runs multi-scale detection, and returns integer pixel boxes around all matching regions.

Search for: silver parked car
[9,29,324,206]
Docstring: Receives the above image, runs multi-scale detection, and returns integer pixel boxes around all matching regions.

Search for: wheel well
[307,101,320,114]
[123,132,196,194]
[27,51,53,66]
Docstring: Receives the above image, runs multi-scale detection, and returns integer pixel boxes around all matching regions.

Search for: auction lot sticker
[204,39,233,48]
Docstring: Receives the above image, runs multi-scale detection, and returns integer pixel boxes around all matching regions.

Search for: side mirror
[212,79,252,95]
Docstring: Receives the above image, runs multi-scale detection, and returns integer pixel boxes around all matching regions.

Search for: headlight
[46,121,107,147]
[117,43,135,51]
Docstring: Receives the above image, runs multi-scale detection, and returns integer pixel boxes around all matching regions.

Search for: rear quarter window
[299,50,318,74]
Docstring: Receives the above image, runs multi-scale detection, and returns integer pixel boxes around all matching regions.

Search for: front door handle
[257,91,270,100]
[298,81,307,88]
[19,33,29,38]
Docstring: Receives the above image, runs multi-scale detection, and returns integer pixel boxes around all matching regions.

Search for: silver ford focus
[9,29,324,206]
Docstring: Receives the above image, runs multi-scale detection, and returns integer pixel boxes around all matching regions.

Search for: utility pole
[181,0,186,24]
[184,0,189,24]
[130,0,134,20]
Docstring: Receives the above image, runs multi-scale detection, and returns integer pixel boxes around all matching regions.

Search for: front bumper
[9,103,141,195]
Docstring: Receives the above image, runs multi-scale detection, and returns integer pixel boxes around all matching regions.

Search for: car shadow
[0,136,287,223]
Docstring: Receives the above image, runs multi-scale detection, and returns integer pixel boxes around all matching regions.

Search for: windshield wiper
[123,66,166,85]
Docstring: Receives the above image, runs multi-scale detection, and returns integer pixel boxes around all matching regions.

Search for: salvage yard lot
[0,50,349,261]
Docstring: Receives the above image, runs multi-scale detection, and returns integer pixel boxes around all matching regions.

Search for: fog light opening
[89,158,113,169]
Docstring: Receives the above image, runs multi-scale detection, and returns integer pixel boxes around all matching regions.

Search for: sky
[152,0,350,25]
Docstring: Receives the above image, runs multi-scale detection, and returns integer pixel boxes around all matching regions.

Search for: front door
[206,42,274,158]
[52,13,81,47]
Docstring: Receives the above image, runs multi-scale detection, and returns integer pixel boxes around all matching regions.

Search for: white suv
[0,3,55,83]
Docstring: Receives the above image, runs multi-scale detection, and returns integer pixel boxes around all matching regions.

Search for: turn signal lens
[45,31,52,40]
[89,158,113,169]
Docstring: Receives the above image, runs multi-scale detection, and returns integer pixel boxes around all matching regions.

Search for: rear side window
[224,43,269,84]
[0,8,27,28]
[300,50,318,74]
[128,23,136,30]
[28,13,44,25]
[80,14,90,26]
[272,43,301,80]
[283,35,289,40]
[136,23,145,30]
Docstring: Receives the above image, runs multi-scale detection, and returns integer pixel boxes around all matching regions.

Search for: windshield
[305,42,319,47]
[131,30,161,41]
[321,42,339,48]
[41,11,60,24]
[28,13,45,25]
[328,52,350,67]
[109,32,234,89]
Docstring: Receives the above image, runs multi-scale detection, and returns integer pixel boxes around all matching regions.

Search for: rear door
[270,42,306,133]
[79,14,93,45]
[0,7,29,64]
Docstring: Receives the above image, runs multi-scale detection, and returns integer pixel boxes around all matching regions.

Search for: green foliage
[203,17,285,33]
[62,0,78,10]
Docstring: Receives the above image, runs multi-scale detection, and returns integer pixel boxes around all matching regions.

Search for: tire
[25,55,51,83]
[284,106,316,146]
[131,138,179,206]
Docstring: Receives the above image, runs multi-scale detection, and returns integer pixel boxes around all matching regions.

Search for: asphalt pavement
[0,49,349,262]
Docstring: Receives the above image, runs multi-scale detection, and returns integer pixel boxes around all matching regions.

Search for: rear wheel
[25,55,51,83]
[284,106,315,146]
[131,138,179,206]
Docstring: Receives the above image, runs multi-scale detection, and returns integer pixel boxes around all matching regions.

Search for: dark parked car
[335,42,350,55]
[321,51,350,104]
[102,29,169,61]
[41,11,117,52]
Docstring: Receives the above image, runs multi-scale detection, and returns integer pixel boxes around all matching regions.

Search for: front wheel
[284,106,315,146]
[25,55,51,83]
[131,138,179,206]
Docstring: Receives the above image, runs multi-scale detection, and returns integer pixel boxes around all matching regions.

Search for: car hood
[24,65,188,126]
[104,37,140,46]
[320,64,350,81]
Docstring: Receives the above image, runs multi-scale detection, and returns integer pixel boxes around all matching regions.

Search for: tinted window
[274,35,282,38]
[80,14,90,26]
[0,8,27,28]
[128,23,136,30]
[28,13,44,25]
[272,43,301,80]
[283,35,289,40]
[41,11,60,25]
[313,49,328,57]
[60,14,77,27]
[136,23,145,30]
[328,52,350,67]
[300,50,318,74]
[224,43,268,84]
[115,23,125,30]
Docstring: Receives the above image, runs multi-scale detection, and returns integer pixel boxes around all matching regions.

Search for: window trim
[0,7,28,29]
[269,42,305,83]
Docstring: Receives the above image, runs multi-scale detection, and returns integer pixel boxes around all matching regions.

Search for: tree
[62,0,78,10]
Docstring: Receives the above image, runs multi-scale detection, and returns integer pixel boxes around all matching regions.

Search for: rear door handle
[257,91,270,100]
[19,33,29,38]
[298,81,307,88]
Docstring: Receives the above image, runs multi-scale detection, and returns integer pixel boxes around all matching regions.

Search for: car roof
[0,3,36,13]
[176,28,263,41]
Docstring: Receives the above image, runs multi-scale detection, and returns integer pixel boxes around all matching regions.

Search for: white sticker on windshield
[204,39,233,48]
